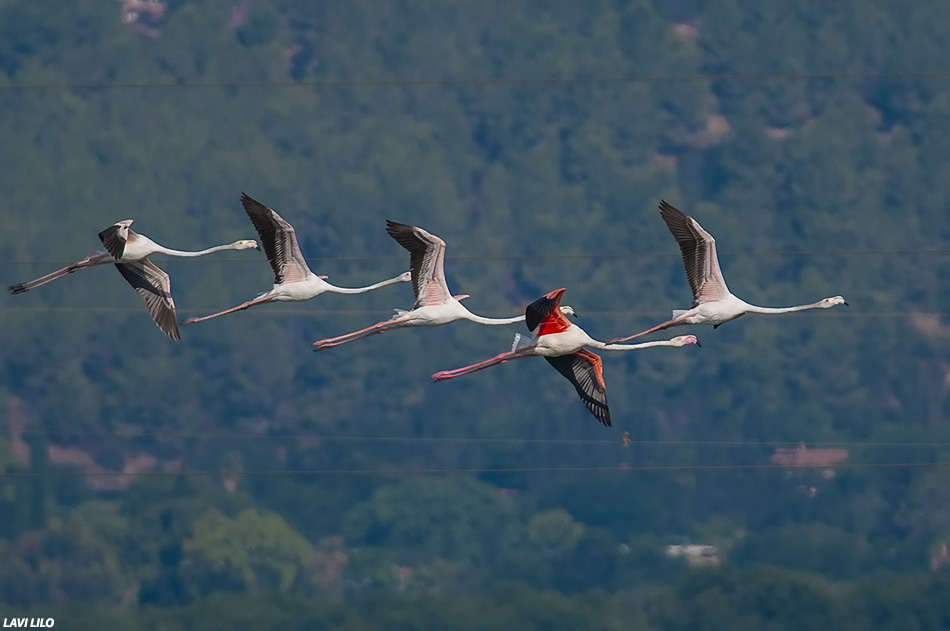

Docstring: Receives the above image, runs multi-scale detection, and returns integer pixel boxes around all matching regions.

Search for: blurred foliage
[1,0,950,625]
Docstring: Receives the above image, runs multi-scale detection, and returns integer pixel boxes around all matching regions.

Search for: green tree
[345,477,521,567]
[181,508,313,596]
[528,508,585,556]
[652,566,844,631]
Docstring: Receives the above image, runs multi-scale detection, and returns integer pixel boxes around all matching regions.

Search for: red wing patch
[536,317,571,337]
[575,348,606,389]
[525,288,570,334]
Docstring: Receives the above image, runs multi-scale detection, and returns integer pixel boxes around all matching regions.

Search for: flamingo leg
[311,318,410,351]
[608,317,686,344]
[9,254,110,294]
[431,347,537,382]
[180,295,275,325]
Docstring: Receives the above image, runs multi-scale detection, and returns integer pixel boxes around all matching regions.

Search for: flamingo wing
[114,258,180,340]
[98,219,134,259]
[659,201,729,305]
[385,220,451,308]
[525,288,571,335]
[545,348,611,427]
[240,193,312,285]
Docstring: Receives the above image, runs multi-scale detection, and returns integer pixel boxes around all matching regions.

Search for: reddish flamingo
[432,288,700,426]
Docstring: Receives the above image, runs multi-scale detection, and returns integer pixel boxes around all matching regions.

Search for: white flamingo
[432,288,700,426]
[312,220,557,350]
[181,193,411,325]
[9,220,259,340]
[610,201,847,343]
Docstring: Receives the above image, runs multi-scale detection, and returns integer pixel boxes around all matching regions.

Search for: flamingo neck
[323,272,407,295]
[153,242,245,258]
[595,339,680,350]
[462,312,525,325]
[743,301,825,315]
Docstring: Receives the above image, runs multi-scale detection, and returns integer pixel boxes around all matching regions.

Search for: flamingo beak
[843,301,849,306]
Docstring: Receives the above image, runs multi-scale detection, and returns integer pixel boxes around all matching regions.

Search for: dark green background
[2,1,949,628]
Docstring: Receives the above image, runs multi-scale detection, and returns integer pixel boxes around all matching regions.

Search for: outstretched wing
[545,349,611,427]
[385,220,451,308]
[525,287,570,335]
[658,201,729,306]
[98,219,134,259]
[241,192,312,285]
[114,259,180,340]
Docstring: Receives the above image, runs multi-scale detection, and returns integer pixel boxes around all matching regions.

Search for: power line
[2,70,950,92]
[2,461,949,479]
[6,246,950,266]
[0,306,936,318]
[15,430,950,448]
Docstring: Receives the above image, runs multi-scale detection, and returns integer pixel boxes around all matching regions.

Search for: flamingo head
[560,305,577,318]
[671,334,700,347]
[233,239,260,251]
[398,271,413,282]
[820,295,848,308]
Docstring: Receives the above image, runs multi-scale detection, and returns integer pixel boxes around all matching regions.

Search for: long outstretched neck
[743,301,827,314]
[463,312,525,325]
[9,252,112,293]
[593,339,680,350]
[154,243,247,258]
[325,272,409,295]
[180,294,274,325]
[432,347,536,382]
[608,316,687,344]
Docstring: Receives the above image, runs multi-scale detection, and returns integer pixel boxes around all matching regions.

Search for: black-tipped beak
[843,301,849,306]
[255,244,262,251]
[695,339,702,347]
[570,311,578,318]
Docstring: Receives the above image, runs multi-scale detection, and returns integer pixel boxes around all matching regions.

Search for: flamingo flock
[9,196,847,426]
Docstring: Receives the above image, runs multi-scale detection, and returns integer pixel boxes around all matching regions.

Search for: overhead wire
[5,246,950,266]
[2,70,950,92]
[2,461,950,480]
[3,245,946,316]
[0,306,938,318]
[14,430,950,447]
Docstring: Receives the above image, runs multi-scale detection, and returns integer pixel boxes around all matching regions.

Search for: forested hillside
[2,1,950,627]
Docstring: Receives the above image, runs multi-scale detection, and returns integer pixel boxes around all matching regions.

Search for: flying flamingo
[432,288,700,427]
[609,201,848,343]
[181,193,411,325]
[312,220,558,350]
[9,220,259,340]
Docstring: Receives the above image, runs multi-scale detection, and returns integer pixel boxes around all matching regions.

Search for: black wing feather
[385,220,429,300]
[545,353,611,427]
[525,288,565,332]
[115,260,180,340]
[98,224,127,259]
[241,192,286,285]
[659,200,706,306]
